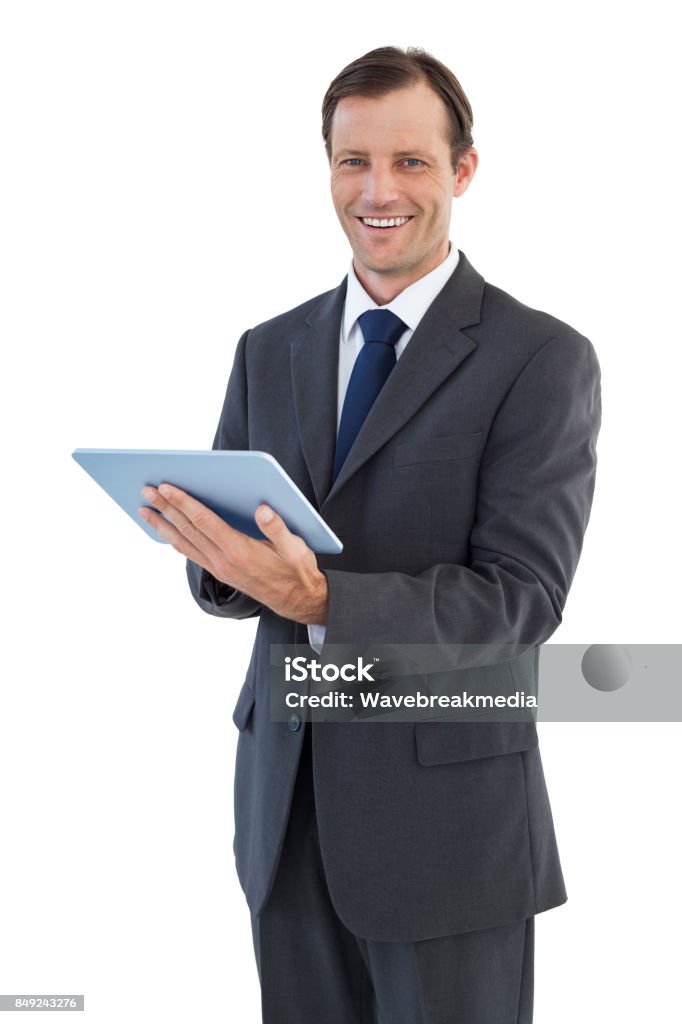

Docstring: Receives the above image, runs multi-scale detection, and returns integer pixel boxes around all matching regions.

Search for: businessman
[139,46,601,1024]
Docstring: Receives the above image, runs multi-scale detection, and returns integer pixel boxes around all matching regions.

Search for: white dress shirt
[308,242,460,653]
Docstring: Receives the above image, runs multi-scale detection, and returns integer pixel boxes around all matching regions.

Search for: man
[138,46,601,1024]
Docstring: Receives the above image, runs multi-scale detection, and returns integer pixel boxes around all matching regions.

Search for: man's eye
[344,159,364,166]
[402,158,423,167]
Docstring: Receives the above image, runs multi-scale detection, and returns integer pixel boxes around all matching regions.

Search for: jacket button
[288,714,301,732]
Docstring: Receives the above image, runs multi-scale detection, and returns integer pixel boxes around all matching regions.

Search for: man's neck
[352,244,452,305]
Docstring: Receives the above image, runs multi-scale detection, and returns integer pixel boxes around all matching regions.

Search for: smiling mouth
[357,215,414,229]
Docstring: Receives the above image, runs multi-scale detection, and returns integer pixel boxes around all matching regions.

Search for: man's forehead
[330,84,449,150]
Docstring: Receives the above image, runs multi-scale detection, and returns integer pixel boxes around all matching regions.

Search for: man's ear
[453,147,479,198]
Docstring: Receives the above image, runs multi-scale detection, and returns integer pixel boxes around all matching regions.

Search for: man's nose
[362,166,400,207]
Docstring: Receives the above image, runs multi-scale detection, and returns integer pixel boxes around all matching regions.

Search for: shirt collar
[342,243,460,342]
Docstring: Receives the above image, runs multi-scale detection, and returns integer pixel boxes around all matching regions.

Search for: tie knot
[358,308,407,348]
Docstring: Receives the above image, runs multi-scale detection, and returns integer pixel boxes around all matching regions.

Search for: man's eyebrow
[334,148,437,161]
[393,150,437,161]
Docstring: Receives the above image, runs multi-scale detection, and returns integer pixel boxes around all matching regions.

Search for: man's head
[323,47,478,303]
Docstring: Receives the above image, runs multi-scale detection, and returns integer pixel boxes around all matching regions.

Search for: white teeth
[362,216,411,227]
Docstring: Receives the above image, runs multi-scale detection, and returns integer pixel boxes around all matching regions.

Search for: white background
[1,1,680,1021]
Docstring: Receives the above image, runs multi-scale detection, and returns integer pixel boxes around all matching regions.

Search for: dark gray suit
[187,250,601,948]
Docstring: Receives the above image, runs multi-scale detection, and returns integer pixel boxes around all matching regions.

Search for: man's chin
[353,253,414,277]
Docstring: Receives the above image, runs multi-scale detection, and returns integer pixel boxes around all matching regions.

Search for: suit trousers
[249,724,535,1024]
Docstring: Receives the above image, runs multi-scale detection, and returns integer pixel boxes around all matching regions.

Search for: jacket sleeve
[322,331,602,646]
[185,329,262,621]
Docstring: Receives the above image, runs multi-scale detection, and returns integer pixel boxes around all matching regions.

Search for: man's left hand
[138,484,329,624]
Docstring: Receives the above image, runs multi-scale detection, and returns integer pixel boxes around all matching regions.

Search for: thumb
[255,504,291,548]
[256,504,307,561]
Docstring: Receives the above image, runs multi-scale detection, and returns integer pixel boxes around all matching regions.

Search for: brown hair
[321,46,474,172]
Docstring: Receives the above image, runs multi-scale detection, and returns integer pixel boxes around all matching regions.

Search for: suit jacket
[186,250,601,942]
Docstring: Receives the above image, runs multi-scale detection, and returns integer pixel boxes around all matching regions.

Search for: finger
[140,484,232,561]
[152,482,228,532]
[255,505,309,562]
[137,504,215,568]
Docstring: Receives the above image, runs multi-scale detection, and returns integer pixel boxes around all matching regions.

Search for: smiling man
[139,46,601,1023]
[329,78,471,302]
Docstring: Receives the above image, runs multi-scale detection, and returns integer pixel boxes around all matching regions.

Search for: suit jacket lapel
[290,278,347,507]
[324,251,485,503]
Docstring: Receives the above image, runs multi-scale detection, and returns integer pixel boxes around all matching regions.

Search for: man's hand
[138,484,329,625]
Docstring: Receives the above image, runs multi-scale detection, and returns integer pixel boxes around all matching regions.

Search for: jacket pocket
[393,431,482,467]
[232,682,256,731]
[414,719,538,766]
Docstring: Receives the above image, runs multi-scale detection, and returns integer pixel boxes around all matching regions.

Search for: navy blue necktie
[332,308,407,483]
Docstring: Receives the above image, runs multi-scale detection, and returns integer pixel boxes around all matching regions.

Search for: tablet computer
[72,449,343,554]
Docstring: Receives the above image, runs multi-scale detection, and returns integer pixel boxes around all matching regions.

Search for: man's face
[329,80,476,301]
